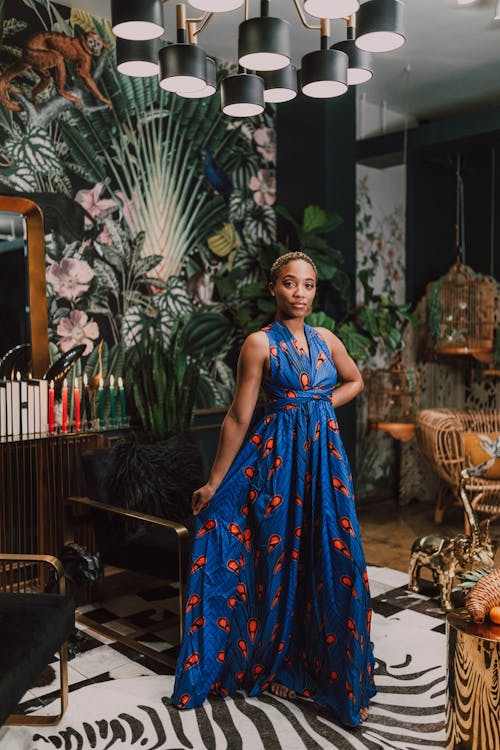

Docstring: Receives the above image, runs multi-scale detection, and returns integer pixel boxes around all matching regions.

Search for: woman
[170,251,376,727]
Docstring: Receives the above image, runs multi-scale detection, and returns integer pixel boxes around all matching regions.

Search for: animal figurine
[408,471,497,611]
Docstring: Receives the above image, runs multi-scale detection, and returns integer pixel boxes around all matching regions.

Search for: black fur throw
[109,431,205,521]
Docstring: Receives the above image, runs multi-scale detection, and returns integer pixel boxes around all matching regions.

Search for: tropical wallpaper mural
[0,0,277,413]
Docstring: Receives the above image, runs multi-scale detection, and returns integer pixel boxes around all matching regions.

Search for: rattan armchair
[416,408,500,526]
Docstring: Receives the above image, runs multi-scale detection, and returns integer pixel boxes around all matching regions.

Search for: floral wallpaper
[355,164,406,500]
[0,0,277,407]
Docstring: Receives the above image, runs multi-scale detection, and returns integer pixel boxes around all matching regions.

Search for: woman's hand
[192,483,217,516]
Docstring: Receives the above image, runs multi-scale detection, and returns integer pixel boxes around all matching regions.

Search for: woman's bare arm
[317,327,364,408]
[192,331,268,514]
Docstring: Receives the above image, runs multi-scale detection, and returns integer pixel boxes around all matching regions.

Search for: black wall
[276,87,358,465]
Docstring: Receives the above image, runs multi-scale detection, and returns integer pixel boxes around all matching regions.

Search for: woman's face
[269,259,316,319]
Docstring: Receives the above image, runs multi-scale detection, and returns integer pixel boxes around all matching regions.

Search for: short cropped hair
[269,251,318,283]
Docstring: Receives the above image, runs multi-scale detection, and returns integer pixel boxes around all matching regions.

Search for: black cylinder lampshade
[221,73,265,117]
[159,44,208,93]
[238,17,291,71]
[355,0,406,53]
[331,40,373,85]
[179,57,217,98]
[111,0,164,40]
[303,0,359,19]
[116,38,161,77]
[261,64,297,103]
[301,49,348,99]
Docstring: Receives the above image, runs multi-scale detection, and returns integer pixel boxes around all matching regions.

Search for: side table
[446,609,500,750]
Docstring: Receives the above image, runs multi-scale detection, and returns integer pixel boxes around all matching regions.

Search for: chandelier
[111,0,406,117]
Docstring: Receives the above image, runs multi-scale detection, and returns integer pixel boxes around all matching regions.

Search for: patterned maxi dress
[170,320,376,727]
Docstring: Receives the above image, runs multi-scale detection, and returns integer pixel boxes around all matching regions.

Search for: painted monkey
[0,30,112,112]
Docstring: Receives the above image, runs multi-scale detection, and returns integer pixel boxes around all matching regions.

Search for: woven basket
[466,569,500,624]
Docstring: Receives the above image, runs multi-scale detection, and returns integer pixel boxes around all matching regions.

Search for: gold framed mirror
[0,195,49,378]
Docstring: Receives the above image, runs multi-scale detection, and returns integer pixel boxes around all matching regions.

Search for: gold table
[446,609,500,750]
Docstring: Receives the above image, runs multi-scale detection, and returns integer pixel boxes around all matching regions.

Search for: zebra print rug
[0,601,447,750]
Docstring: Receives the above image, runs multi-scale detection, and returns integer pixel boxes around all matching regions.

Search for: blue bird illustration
[198,147,233,203]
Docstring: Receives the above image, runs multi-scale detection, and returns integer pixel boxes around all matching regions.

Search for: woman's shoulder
[241,330,270,354]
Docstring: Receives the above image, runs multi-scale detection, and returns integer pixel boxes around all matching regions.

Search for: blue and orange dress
[170,320,376,727]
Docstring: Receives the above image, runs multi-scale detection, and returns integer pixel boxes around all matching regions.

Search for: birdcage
[429,259,495,362]
[368,362,420,442]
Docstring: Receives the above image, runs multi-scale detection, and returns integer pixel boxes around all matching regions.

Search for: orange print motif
[191,556,207,573]
[326,633,336,646]
[332,538,353,559]
[178,694,191,708]
[217,617,231,633]
[196,519,217,537]
[265,494,283,515]
[244,466,255,480]
[314,421,321,440]
[332,476,350,496]
[327,417,339,431]
[267,533,281,551]
[188,616,205,634]
[273,551,285,574]
[244,528,253,550]
[247,618,259,643]
[271,585,282,608]
[270,345,278,358]
[300,372,310,390]
[248,489,258,503]
[285,389,297,398]
[227,559,240,574]
[228,522,244,542]
[316,351,327,368]
[339,517,355,536]
[328,441,342,459]
[186,594,200,612]
[238,639,248,659]
[237,582,247,602]
[250,433,262,448]
[262,437,275,458]
[183,653,200,670]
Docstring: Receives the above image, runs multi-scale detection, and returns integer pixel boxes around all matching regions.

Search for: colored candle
[98,376,105,426]
[61,378,68,434]
[118,376,127,424]
[48,380,55,434]
[74,377,81,432]
[109,374,116,426]
[83,373,92,426]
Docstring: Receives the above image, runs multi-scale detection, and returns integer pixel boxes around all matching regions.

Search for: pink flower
[254,127,277,164]
[75,182,116,227]
[249,169,276,206]
[46,258,94,300]
[57,310,99,356]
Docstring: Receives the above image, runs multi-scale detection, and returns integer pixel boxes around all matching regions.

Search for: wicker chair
[416,409,500,526]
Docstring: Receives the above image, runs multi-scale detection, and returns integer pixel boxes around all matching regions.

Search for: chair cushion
[464,432,500,479]
[0,593,74,727]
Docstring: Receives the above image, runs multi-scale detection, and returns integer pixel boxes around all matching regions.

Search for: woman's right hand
[192,483,217,516]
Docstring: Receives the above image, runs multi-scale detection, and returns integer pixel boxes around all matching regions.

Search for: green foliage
[126,319,200,438]
[123,307,235,435]
[218,204,416,361]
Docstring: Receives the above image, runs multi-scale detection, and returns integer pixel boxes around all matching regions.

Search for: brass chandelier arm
[176,3,214,44]
[291,0,321,30]
[188,13,215,42]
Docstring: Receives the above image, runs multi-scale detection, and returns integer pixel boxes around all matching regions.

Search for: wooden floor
[358,497,500,573]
